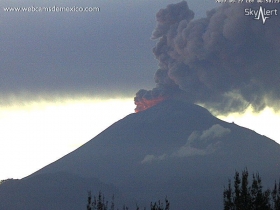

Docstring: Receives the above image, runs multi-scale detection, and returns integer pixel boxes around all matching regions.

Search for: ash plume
[134,1,280,114]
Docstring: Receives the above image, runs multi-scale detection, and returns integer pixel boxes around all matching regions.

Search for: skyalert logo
[244,6,278,24]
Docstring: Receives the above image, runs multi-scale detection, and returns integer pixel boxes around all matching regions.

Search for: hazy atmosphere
[1,0,280,181]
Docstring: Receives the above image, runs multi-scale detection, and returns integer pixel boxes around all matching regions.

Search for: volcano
[1,100,280,209]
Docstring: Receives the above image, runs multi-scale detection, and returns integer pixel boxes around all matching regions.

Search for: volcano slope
[1,100,280,209]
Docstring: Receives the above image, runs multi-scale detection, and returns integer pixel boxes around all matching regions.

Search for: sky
[1,0,280,180]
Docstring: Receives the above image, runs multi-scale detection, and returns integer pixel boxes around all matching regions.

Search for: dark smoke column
[134,1,194,112]
[135,1,280,114]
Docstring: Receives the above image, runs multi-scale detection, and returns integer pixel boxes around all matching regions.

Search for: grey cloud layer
[0,0,217,102]
[0,1,159,98]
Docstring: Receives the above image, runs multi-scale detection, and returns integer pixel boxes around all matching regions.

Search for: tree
[87,191,111,210]
[250,173,271,210]
[224,179,234,210]
[224,169,275,210]
[87,191,169,210]
[233,170,242,209]
[271,180,280,210]
[240,169,251,209]
[150,198,170,210]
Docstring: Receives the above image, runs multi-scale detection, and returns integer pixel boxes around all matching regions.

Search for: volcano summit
[1,0,280,209]
[1,100,280,209]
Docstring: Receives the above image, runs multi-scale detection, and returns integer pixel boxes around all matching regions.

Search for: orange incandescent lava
[134,96,168,113]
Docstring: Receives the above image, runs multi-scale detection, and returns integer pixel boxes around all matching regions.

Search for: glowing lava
[134,96,168,113]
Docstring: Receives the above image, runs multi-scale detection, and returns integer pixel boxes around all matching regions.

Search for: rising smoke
[134,1,280,114]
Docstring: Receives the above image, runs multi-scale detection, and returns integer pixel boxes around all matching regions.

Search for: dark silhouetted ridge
[1,99,280,210]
